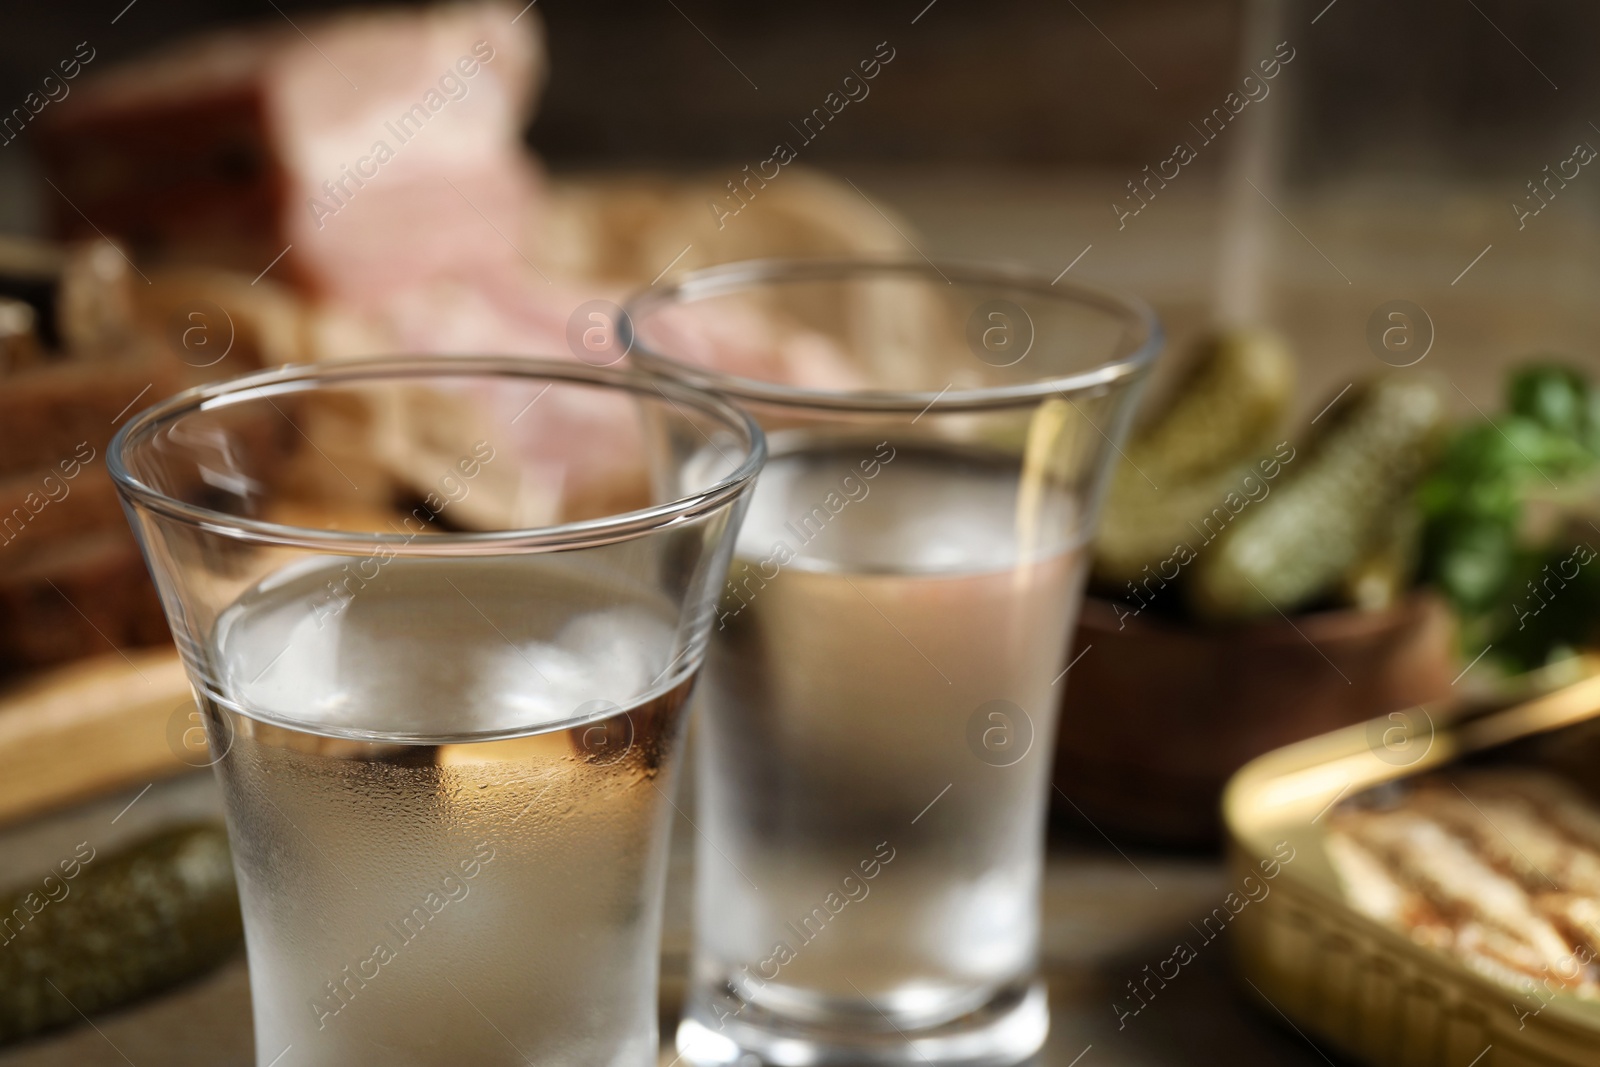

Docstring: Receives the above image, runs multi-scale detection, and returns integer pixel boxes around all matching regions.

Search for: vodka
[203,556,693,1066]
[692,437,1087,1033]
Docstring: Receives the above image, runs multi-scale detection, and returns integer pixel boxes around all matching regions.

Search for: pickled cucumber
[1096,459,1258,584]
[1125,327,1295,480]
[1341,501,1422,611]
[0,824,242,1044]
[1094,328,1294,583]
[1189,374,1450,620]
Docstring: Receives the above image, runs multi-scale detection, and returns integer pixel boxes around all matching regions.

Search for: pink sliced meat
[38,1,546,303]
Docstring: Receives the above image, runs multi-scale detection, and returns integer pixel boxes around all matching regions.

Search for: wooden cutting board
[0,647,195,828]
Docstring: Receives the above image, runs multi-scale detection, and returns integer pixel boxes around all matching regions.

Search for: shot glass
[109,356,764,1066]
[625,260,1161,1067]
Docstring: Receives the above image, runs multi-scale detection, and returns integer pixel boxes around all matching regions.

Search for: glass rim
[622,256,1163,413]
[108,355,767,555]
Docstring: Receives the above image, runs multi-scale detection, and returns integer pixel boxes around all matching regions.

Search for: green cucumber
[1094,328,1294,584]
[1125,328,1295,480]
[0,823,242,1044]
[1188,374,1450,620]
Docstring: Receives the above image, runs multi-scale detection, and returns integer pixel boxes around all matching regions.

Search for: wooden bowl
[1051,592,1457,847]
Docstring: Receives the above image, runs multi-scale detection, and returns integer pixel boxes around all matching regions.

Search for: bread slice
[0,530,168,672]
[0,357,182,480]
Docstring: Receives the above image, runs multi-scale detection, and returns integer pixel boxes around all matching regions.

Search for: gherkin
[0,824,242,1044]
[1189,374,1450,621]
[1094,328,1295,584]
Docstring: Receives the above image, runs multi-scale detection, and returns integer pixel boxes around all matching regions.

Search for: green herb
[1419,363,1600,670]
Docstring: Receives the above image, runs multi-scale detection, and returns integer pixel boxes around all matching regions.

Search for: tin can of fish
[1225,663,1600,1066]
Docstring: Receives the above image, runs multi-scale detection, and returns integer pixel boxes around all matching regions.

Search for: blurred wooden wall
[3,0,1247,168]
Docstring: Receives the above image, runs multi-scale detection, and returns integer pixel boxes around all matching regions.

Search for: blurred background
[5,0,1597,409]
[2,1,1600,1064]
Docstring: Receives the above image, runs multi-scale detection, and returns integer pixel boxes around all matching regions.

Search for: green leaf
[1509,363,1588,437]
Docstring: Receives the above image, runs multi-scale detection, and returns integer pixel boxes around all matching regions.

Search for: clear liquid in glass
[204,556,693,1067]
[691,437,1086,1036]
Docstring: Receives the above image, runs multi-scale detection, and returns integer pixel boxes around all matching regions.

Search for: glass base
[675,978,1048,1067]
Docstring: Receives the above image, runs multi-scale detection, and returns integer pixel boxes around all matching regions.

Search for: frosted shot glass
[110,356,764,1066]
[627,260,1161,1067]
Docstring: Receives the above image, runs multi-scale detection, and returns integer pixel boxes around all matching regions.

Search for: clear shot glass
[109,356,764,1067]
[625,260,1161,1067]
